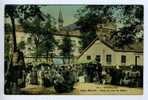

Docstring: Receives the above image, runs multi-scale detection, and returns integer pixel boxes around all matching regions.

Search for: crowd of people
[25,64,82,93]
[4,51,143,94]
[82,63,143,87]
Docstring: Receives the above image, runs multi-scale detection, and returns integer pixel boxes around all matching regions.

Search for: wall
[78,40,114,65]
[114,52,143,66]
[78,40,143,66]
[15,31,82,64]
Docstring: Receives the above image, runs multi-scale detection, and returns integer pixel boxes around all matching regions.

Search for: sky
[4,5,129,28]
[5,5,142,32]
[40,5,84,26]
[39,5,127,29]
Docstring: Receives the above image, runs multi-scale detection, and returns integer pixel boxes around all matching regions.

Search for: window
[121,55,126,64]
[95,55,101,62]
[106,55,112,64]
[87,56,91,60]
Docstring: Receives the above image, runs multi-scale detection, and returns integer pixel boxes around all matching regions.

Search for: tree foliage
[18,41,26,50]
[110,5,143,48]
[19,9,56,60]
[60,32,72,64]
[75,5,114,32]
[5,5,44,52]
[75,5,115,49]
[75,5,143,49]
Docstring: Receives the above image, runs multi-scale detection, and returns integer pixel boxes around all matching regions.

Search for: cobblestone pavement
[20,83,143,95]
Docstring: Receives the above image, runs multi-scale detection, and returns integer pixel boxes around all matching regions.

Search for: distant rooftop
[63,23,81,31]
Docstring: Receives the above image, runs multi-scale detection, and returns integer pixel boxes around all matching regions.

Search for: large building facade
[12,10,81,64]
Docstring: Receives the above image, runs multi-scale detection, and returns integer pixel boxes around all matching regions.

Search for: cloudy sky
[40,5,84,26]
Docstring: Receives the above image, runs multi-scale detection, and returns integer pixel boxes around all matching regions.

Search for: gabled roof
[13,24,81,37]
[78,36,143,58]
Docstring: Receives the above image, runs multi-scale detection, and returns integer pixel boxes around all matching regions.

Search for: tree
[60,32,73,64]
[5,5,45,93]
[38,14,56,62]
[80,32,97,50]
[75,5,143,49]
[5,23,12,60]
[5,5,43,51]
[20,15,44,60]
[75,5,115,49]
[20,12,56,61]
[5,5,18,52]
[110,5,143,48]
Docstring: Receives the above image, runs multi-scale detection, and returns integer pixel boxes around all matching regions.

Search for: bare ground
[20,82,143,95]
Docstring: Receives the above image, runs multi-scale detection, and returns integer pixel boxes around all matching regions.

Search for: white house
[77,37,143,67]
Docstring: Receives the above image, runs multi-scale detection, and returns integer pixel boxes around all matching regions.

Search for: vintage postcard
[4,4,143,95]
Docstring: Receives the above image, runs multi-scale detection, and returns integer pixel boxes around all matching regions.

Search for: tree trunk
[35,43,39,61]
[10,16,17,52]
[35,45,39,61]
[50,53,54,64]
[34,36,40,62]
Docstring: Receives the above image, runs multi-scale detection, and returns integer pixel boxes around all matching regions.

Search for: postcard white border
[0,0,148,100]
